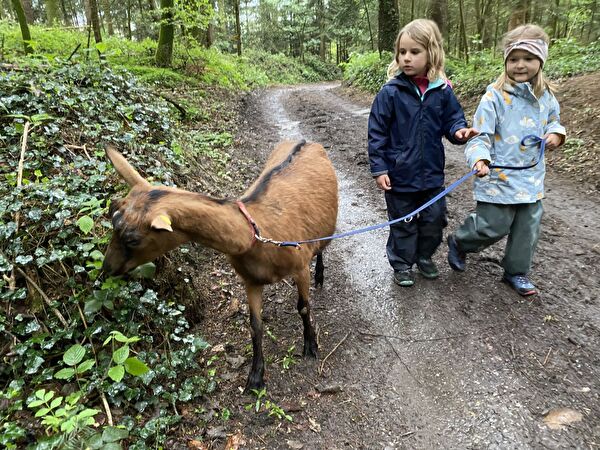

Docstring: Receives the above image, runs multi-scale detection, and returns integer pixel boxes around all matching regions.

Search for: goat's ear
[151,213,173,232]
[106,145,151,188]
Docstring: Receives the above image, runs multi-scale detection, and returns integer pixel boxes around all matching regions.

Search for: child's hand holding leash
[473,160,490,177]
[543,133,563,150]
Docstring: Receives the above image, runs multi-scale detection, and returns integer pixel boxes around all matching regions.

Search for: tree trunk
[508,0,529,30]
[458,0,469,62]
[21,0,33,23]
[126,0,132,39]
[362,0,375,51]
[205,0,215,47]
[87,0,103,44]
[378,0,399,54]
[429,0,448,38]
[101,0,114,35]
[44,0,62,24]
[318,0,325,59]
[234,0,242,55]
[155,0,174,67]
[588,0,597,41]
[10,0,33,53]
[551,0,559,37]
[59,0,72,26]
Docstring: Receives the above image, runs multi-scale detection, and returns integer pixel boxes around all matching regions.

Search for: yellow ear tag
[151,214,173,232]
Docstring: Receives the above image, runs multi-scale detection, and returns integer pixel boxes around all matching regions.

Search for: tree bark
[378,0,399,54]
[86,0,103,44]
[429,0,448,38]
[155,0,174,66]
[101,0,114,35]
[21,0,33,23]
[458,0,469,62]
[234,0,242,55]
[362,0,375,51]
[10,0,33,53]
[44,0,62,24]
[508,0,529,30]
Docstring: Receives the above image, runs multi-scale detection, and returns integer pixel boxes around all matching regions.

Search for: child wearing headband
[447,24,566,296]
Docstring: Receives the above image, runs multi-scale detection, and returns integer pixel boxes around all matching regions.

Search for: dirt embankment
[167,73,600,449]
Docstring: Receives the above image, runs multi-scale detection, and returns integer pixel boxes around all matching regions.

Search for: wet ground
[190,82,600,449]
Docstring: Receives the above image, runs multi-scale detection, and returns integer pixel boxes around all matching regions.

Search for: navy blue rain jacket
[368,74,468,192]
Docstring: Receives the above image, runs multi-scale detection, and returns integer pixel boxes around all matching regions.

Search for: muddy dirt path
[221,83,600,449]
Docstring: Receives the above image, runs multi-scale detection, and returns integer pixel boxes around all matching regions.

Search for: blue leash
[259,135,545,248]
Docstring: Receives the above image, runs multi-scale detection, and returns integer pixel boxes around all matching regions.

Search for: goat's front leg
[294,268,318,357]
[245,283,265,393]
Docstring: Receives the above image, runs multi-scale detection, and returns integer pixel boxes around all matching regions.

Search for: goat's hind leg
[244,283,266,392]
[294,268,318,357]
[314,251,325,287]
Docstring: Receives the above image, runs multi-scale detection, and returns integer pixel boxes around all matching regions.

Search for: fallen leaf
[226,355,246,369]
[287,439,304,449]
[211,343,226,353]
[308,417,321,433]
[543,407,583,430]
[225,431,245,450]
[187,440,208,450]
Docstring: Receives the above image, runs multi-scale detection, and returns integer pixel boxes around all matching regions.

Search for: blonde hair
[386,19,447,82]
[493,24,556,97]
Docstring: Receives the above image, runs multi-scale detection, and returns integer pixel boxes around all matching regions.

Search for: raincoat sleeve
[464,88,498,169]
[544,93,566,143]
[442,86,468,145]
[368,88,394,177]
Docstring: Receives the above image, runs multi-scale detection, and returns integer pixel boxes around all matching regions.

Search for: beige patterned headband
[504,39,548,66]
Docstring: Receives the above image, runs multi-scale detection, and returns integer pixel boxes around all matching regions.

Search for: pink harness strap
[236,200,259,247]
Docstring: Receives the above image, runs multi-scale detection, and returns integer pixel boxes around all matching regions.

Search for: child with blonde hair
[447,24,566,295]
[368,18,478,287]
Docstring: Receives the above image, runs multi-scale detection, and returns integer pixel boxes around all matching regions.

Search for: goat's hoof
[244,377,265,394]
[303,341,318,358]
[314,275,324,287]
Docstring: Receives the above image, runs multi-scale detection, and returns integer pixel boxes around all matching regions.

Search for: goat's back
[243,141,338,250]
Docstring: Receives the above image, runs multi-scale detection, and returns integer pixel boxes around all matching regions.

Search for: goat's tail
[314,252,325,287]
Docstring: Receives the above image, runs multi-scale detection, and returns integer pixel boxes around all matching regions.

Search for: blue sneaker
[503,273,537,296]
[447,235,466,272]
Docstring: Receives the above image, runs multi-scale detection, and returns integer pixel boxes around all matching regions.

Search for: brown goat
[103,141,338,391]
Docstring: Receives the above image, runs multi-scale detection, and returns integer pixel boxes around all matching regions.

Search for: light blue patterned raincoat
[465,82,566,204]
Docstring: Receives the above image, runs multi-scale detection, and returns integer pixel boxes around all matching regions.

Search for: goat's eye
[126,239,140,248]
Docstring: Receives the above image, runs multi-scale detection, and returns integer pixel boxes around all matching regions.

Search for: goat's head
[103,147,182,276]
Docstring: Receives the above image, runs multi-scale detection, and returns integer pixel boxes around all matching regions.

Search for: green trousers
[455,201,543,275]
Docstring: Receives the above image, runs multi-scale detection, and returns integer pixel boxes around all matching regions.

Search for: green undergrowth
[0,59,232,448]
[0,21,340,89]
[342,37,600,97]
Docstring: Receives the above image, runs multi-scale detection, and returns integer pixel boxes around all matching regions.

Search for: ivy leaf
[15,255,33,265]
[102,426,129,442]
[108,365,125,382]
[112,345,130,365]
[77,215,94,234]
[63,344,86,366]
[124,357,149,376]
